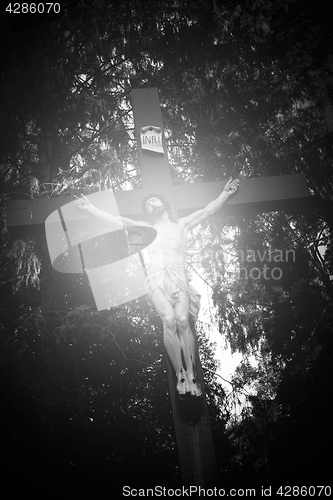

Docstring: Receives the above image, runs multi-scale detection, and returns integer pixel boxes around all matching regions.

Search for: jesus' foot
[176,371,202,398]
[185,376,202,397]
[176,373,188,395]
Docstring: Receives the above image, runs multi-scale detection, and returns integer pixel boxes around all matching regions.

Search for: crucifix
[6,87,310,487]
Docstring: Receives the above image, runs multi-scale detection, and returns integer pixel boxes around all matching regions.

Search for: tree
[2,0,333,489]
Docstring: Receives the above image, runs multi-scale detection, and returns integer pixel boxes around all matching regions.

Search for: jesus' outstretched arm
[179,178,239,231]
[75,194,150,227]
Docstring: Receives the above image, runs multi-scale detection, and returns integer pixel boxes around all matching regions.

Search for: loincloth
[145,265,201,322]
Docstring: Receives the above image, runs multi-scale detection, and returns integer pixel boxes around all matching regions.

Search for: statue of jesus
[76,178,239,397]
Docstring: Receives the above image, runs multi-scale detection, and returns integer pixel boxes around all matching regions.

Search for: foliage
[1,0,333,490]
[0,300,225,490]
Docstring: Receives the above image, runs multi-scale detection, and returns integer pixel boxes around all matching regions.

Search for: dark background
[1,0,332,494]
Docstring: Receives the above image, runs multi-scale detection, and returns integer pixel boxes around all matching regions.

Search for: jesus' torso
[146,221,187,269]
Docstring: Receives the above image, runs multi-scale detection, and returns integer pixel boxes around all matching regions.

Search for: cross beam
[5,87,311,488]
[6,173,309,239]
[6,88,309,239]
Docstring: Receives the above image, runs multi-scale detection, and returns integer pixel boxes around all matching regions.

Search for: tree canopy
[1,0,333,493]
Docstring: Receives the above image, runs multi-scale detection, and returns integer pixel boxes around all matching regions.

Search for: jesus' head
[141,194,176,222]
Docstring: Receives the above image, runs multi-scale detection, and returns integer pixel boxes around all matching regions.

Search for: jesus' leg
[174,291,202,397]
[151,287,187,395]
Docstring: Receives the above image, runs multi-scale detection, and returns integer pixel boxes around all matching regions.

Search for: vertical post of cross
[131,88,177,215]
[131,87,219,487]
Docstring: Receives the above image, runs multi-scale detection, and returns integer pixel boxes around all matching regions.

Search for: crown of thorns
[141,193,176,222]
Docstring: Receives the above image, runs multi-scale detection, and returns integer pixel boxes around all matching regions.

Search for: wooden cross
[7,90,309,238]
[6,87,310,487]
